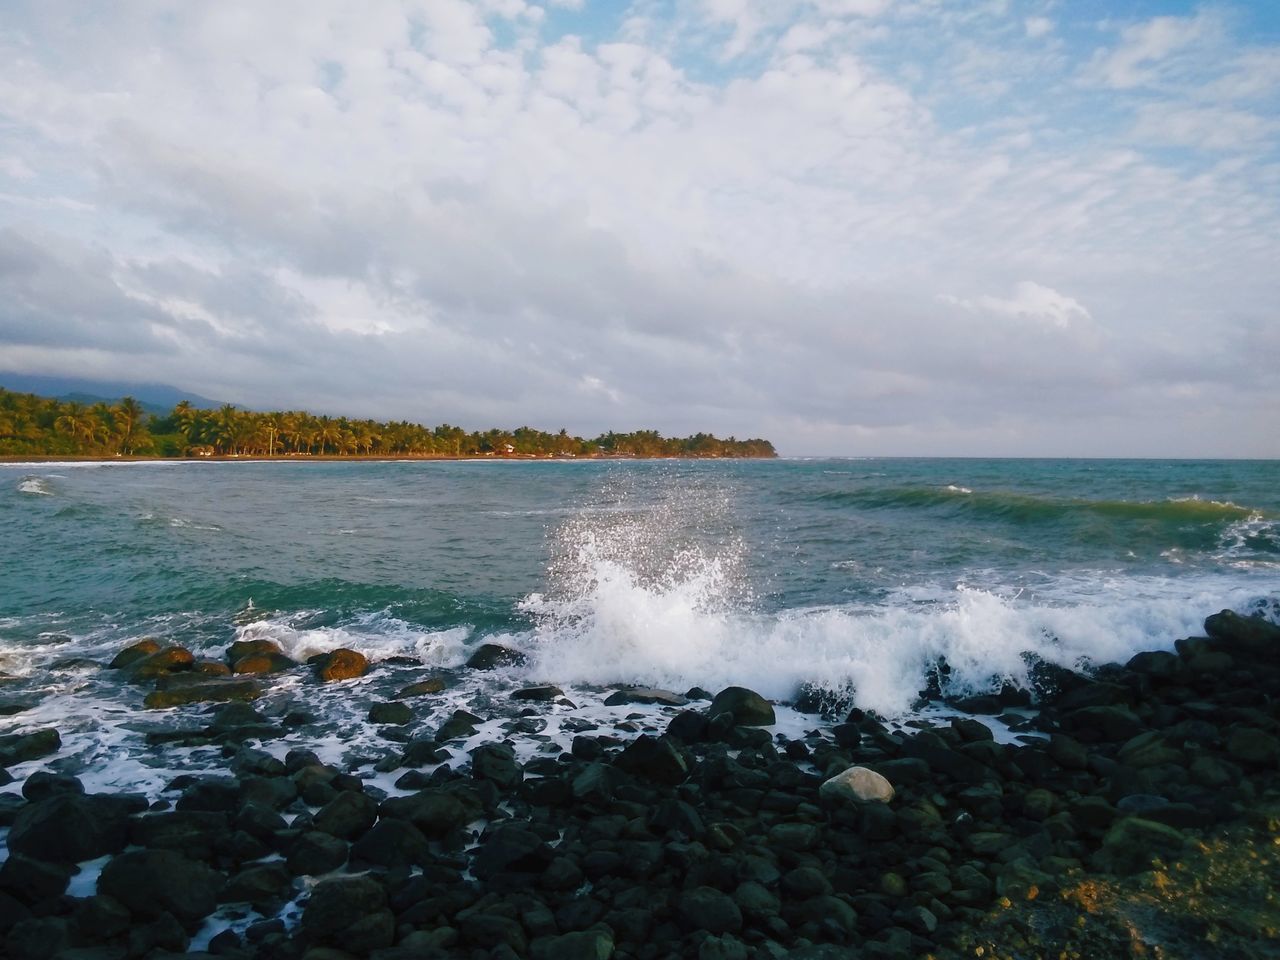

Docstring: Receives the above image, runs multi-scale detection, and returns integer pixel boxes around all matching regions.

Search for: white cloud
[940,281,1093,331]
[1024,17,1052,39]
[1085,13,1215,90]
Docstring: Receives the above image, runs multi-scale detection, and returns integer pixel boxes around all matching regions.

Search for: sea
[1,457,1277,804]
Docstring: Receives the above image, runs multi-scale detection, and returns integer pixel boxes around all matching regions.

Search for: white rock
[819,765,894,804]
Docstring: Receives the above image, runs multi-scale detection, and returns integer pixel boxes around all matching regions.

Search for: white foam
[17,476,54,495]
[232,614,473,666]
[519,498,1274,716]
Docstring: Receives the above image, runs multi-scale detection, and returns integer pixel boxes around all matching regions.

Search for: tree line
[0,388,777,459]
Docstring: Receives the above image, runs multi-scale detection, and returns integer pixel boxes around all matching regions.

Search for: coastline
[0,454,776,465]
[2,606,1279,958]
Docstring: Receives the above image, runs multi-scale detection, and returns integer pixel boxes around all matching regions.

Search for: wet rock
[231,652,297,675]
[1117,731,1182,768]
[1226,727,1280,765]
[352,818,430,869]
[20,771,83,802]
[604,687,689,707]
[192,659,233,677]
[531,928,615,960]
[820,766,894,804]
[71,893,131,940]
[572,763,620,805]
[1093,817,1189,875]
[379,788,481,837]
[207,701,268,730]
[222,862,294,910]
[0,853,73,904]
[6,916,73,960]
[129,810,227,859]
[302,875,395,953]
[8,793,135,862]
[465,643,527,670]
[108,639,161,670]
[615,735,689,785]
[396,677,448,698]
[459,912,527,952]
[177,777,241,813]
[708,687,776,726]
[314,790,378,840]
[1204,609,1280,654]
[473,824,554,879]
[1125,650,1182,678]
[677,886,743,935]
[99,849,225,925]
[1047,734,1089,770]
[226,638,286,664]
[314,648,368,681]
[368,701,412,725]
[470,742,523,791]
[512,685,564,702]
[435,709,483,742]
[667,710,710,744]
[1059,705,1145,743]
[144,677,262,709]
[0,729,61,767]
[127,646,195,681]
[286,831,349,876]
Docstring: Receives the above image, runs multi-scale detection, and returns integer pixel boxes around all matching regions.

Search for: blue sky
[0,1,1277,455]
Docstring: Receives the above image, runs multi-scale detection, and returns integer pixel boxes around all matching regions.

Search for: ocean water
[0,458,1277,796]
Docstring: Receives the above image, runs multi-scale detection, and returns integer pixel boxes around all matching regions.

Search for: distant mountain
[0,373,228,417]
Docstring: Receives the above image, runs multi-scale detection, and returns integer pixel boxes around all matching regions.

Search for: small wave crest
[231,611,474,666]
[17,476,54,496]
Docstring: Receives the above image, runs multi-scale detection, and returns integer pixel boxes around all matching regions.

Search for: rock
[302,875,394,952]
[314,790,378,840]
[531,929,615,960]
[0,854,73,903]
[615,735,689,785]
[512,685,564,702]
[226,638,286,664]
[604,687,689,707]
[1117,731,1183,768]
[1048,734,1089,770]
[767,822,819,851]
[733,881,780,920]
[127,646,195,681]
[677,886,743,935]
[72,893,131,940]
[144,678,262,708]
[699,934,749,960]
[1060,705,1145,743]
[208,701,268,730]
[131,810,228,858]
[464,643,527,670]
[708,687,776,726]
[6,916,73,960]
[572,763,620,805]
[108,639,161,670]
[286,831,349,876]
[667,710,710,743]
[1125,650,1182,678]
[193,659,233,677]
[368,701,412,725]
[8,793,135,862]
[0,729,61,767]
[470,743,523,791]
[1227,727,1280,765]
[472,824,554,879]
[396,677,448,697]
[435,709,483,742]
[314,648,368,681]
[351,818,429,869]
[819,766,894,804]
[1094,817,1188,875]
[380,788,481,837]
[222,862,294,910]
[459,912,526,952]
[231,652,297,675]
[1204,609,1280,654]
[98,849,225,924]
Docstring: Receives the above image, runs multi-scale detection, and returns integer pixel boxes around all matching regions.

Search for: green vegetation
[0,387,776,459]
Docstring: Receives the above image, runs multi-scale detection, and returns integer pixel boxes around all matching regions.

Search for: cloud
[0,2,1275,456]
[1024,17,1053,39]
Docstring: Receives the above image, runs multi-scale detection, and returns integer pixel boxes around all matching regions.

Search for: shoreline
[2,606,1279,958]
[0,454,777,465]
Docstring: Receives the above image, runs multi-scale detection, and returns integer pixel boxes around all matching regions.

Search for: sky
[0,1,1277,457]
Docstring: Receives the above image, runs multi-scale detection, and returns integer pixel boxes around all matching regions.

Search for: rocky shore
[2,608,1280,959]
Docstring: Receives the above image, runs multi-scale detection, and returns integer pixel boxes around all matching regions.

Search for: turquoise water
[2,458,1277,714]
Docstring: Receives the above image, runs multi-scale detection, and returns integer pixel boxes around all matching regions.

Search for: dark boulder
[379,788,481,837]
[1204,610,1280,655]
[615,735,689,785]
[286,831,349,876]
[231,652,297,675]
[470,742,523,791]
[0,729,61,768]
[708,687,776,726]
[226,638,287,664]
[144,677,262,709]
[472,824,554,879]
[20,771,82,802]
[1059,705,1145,743]
[0,854,73,904]
[666,710,710,743]
[465,643,527,670]
[221,862,294,911]
[313,790,378,840]
[127,646,195,681]
[301,875,394,952]
[604,687,689,707]
[8,793,135,862]
[98,849,225,925]
[351,818,430,869]
[368,701,412,725]
[677,886,743,934]
[435,709,483,742]
[396,676,448,697]
[512,684,564,702]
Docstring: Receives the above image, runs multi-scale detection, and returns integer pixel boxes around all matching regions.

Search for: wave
[17,476,54,496]
[806,485,1269,525]
[519,483,1277,715]
[230,611,475,666]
